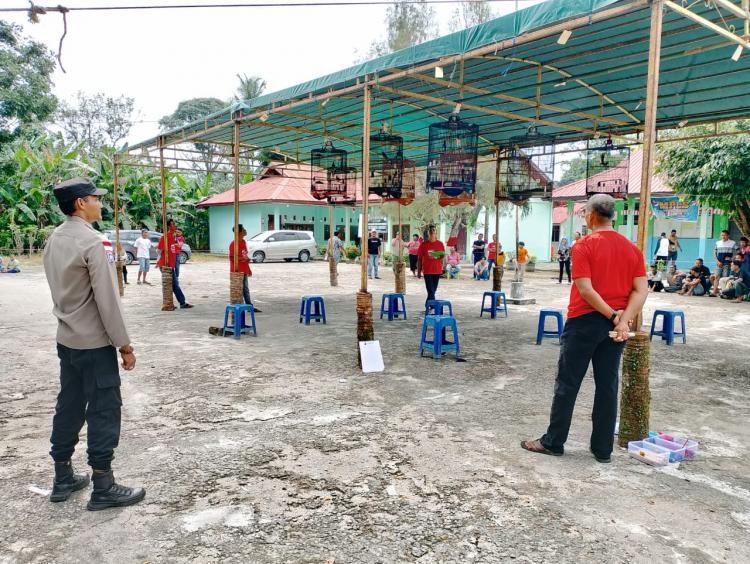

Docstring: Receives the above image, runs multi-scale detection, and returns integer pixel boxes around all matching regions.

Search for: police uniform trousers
[50,344,122,470]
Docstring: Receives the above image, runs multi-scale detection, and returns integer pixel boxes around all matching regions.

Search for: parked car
[104,230,192,265]
[246,230,317,263]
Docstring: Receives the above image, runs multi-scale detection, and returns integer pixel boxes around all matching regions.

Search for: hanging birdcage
[439,190,475,207]
[426,115,479,198]
[585,136,630,198]
[326,168,358,206]
[311,139,349,201]
[369,128,404,199]
[498,126,555,201]
[385,159,416,205]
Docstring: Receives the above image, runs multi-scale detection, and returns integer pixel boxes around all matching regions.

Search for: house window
[551,225,560,243]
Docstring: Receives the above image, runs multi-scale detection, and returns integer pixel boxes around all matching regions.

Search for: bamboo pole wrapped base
[161,267,176,311]
[116,260,125,297]
[618,331,651,447]
[230,271,245,304]
[394,260,406,294]
[492,265,503,292]
[329,256,338,286]
[356,291,374,366]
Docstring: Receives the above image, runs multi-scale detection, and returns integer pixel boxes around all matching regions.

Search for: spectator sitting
[677,267,707,296]
[718,261,750,302]
[647,264,665,292]
[3,256,21,273]
[446,247,461,279]
[664,265,686,293]
[474,256,490,280]
[693,258,712,293]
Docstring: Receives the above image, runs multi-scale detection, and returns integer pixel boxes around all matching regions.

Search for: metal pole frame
[113,153,123,296]
[360,85,372,292]
[159,139,169,266]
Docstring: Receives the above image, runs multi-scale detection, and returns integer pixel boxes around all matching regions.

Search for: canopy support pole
[159,138,175,311]
[493,150,503,292]
[113,153,124,297]
[620,0,663,448]
[356,85,374,361]
[229,117,245,305]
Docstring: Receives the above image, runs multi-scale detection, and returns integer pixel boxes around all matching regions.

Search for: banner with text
[650,197,699,222]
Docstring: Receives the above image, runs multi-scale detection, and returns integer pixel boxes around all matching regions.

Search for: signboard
[650,197,699,222]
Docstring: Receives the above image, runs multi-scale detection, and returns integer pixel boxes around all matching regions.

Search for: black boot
[87,470,145,511]
[50,461,90,502]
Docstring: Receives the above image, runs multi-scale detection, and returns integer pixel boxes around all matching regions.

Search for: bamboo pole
[159,140,175,311]
[493,151,503,292]
[233,119,241,272]
[622,0,663,446]
[328,205,338,286]
[113,153,124,297]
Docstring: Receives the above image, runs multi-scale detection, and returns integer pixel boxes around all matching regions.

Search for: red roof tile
[197,162,381,208]
[553,151,673,201]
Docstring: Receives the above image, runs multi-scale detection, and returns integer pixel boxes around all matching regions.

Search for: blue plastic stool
[650,309,686,345]
[299,295,327,325]
[420,315,460,359]
[536,308,565,344]
[222,304,257,339]
[380,293,407,320]
[480,291,508,319]
[425,299,453,316]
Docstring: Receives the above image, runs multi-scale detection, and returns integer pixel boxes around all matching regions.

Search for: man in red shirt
[522,195,647,463]
[229,224,261,312]
[157,219,193,309]
[417,225,446,305]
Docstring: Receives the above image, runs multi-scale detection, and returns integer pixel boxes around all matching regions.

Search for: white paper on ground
[359,341,385,373]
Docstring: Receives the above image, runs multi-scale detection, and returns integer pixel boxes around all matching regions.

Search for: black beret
[53,177,107,202]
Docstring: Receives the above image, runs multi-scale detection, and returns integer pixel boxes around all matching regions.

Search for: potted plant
[527,255,537,272]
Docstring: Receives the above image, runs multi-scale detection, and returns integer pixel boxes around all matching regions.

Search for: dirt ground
[1,257,749,564]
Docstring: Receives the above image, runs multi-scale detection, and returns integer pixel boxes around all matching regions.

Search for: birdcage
[426,115,479,198]
[585,136,630,198]
[498,126,555,201]
[311,139,349,201]
[384,159,416,205]
[369,128,403,199]
[439,191,475,207]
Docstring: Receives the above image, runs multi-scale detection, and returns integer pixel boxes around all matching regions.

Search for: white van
[246,230,317,263]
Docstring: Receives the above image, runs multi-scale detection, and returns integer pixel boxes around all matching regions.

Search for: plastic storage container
[645,436,698,462]
[628,440,672,466]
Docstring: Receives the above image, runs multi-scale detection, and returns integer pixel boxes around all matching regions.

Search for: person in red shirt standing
[157,218,193,309]
[229,224,261,312]
[407,234,421,276]
[522,194,647,463]
[417,225,446,305]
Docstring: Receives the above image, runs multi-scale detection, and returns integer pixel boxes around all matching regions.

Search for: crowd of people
[647,232,750,303]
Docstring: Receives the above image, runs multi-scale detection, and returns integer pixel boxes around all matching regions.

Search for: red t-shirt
[229,240,252,275]
[418,239,446,275]
[156,232,179,269]
[488,242,497,260]
[568,230,646,319]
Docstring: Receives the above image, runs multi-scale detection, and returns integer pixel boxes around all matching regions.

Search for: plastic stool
[480,291,508,319]
[420,315,460,359]
[650,309,686,345]
[380,293,407,320]
[222,304,257,338]
[299,295,327,325]
[536,308,564,344]
[425,299,453,316]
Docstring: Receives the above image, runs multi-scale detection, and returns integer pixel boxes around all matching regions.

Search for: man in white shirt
[654,232,670,265]
[133,229,153,285]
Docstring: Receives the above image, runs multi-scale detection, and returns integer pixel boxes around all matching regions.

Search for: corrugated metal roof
[553,151,673,201]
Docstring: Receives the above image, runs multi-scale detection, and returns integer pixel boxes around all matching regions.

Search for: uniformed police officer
[44,177,145,511]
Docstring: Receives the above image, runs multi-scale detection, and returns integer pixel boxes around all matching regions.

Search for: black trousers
[558,259,571,283]
[541,312,625,457]
[409,254,418,273]
[50,344,122,470]
[423,274,441,305]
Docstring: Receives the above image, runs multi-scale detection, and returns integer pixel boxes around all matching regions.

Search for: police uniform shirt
[43,216,130,350]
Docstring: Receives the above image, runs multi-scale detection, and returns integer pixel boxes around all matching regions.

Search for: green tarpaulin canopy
[128,0,750,169]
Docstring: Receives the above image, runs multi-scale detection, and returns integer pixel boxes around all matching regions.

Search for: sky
[4,0,542,145]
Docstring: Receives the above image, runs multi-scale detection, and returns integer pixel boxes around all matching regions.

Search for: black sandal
[520,439,563,457]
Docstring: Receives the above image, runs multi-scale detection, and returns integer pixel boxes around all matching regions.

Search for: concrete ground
[1,257,748,563]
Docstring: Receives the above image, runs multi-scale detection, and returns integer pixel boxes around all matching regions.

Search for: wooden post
[356,85,375,357]
[394,202,405,293]
[229,118,244,305]
[328,204,338,286]
[493,150,503,292]
[113,153,124,297]
[621,0,663,445]
[159,140,175,311]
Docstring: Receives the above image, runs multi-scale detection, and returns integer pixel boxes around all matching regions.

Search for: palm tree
[234,74,267,102]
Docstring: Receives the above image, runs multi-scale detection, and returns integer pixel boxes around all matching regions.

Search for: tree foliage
[57,91,136,151]
[0,21,58,147]
[658,134,750,237]
[448,0,494,32]
[234,74,266,102]
[558,155,588,186]
[366,0,438,57]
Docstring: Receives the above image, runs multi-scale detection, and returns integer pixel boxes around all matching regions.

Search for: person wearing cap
[43,177,145,511]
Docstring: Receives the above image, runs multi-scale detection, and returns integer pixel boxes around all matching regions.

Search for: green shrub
[382,251,393,265]
[318,244,328,257]
[344,245,360,261]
